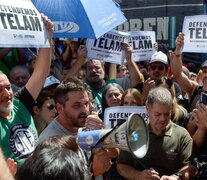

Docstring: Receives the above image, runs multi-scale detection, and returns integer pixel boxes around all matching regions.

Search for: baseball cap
[201,60,207,69]
[43,76,60,88]
[150,51,168,65]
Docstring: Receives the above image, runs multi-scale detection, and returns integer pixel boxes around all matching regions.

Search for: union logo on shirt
[9,124,38,159]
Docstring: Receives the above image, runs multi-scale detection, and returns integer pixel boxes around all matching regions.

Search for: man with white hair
[117,87,194,180]
[0,15,54,165]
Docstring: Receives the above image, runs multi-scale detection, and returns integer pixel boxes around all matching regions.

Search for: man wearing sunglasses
[136,51,183,104]
[139,51,168,102]
[148,51,168,81]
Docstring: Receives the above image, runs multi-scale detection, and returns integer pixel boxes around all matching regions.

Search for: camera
[200,92,207,105]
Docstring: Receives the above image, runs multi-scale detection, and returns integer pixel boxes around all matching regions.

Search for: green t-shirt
[85,79,116,106]
[0,98,38,165]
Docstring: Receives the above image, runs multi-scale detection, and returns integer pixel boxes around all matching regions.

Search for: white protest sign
[103,106,148,129]
[0,0,50,48]
[129,31,156,61]
[182,15,207,53]
[86,30,128,64]
[86,30,156,64]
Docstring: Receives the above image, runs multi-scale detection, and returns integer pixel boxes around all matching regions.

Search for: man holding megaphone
[117,87,195,180]
[38,77,119,178]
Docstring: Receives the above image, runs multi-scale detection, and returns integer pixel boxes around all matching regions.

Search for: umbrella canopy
[32,0,127,38]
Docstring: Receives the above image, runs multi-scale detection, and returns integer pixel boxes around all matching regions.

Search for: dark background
[116,0,207,71]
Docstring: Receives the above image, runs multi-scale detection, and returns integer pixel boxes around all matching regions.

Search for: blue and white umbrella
[32,0,127,38]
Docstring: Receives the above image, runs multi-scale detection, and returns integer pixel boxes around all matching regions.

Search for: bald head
[9,66,30,88]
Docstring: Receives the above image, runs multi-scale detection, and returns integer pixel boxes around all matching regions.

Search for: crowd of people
[1,14,207,180]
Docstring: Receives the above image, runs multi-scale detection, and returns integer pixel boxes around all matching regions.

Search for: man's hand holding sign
[182,15,207,53]
[86,30,156,64]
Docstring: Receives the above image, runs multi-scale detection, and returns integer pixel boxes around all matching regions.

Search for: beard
[88,72,105,83]
[0,103,13,115]
[64,111,88,128]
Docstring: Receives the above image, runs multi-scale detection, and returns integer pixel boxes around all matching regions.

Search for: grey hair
[146,86,173,107]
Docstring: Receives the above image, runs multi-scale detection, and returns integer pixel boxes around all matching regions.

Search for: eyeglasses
[150,65,165,71]
[46,104,56,110]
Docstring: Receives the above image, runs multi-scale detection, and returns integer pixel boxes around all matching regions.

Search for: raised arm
[108,63,117,79]
[25,15,54,100]
[122,43,144,87]
[63,45,87,80]
[62,39,72,64]
[169,32,197,97]
[62,39,78,64]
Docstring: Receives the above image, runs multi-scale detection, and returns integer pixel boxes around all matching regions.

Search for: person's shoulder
[38,121,57,143]
[172,122,186,129]
[13,96,29,110]
[114,77,130,86]
[172,122,190,135]
[14,87,30,99]
[39,120,57,134]
[39,119,70,142]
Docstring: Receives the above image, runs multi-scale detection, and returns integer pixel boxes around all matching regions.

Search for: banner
[86,30,156,64]
[182,15,207,53]
[86,30,128,64]
[129,31,156,61]
[103,106,148,129]
[0,0,50,48]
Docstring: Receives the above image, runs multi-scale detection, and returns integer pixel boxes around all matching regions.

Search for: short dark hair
[16,147,89,180]
[35,90,55,108]
[35,135,79,153]
[54,77,88,105]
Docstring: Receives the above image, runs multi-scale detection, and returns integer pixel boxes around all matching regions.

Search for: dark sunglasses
[47,104,56,110]
[150,65,165,71]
